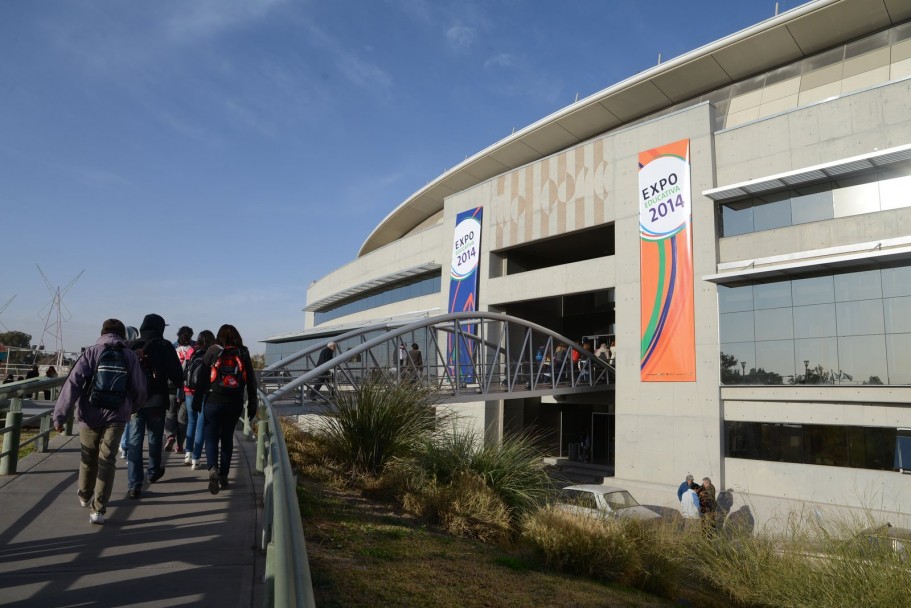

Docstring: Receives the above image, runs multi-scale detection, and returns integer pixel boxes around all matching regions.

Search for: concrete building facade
[267,0,911,527]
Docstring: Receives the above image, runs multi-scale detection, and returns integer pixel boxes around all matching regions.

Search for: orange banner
[638,139,696,382]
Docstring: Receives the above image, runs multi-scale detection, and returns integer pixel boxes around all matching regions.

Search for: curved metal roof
[358,0,911,257]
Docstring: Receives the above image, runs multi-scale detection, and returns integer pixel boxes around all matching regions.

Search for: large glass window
[719,164,911,237]
[719,264,911,385]
[726,421,902,473]
[314,273,441,325]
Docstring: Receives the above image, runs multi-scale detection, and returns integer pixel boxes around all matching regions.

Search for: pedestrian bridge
[262,311,614,405]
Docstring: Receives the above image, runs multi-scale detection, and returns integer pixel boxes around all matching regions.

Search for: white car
[556,484,660,521]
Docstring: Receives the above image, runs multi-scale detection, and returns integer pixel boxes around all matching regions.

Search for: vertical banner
[639,139,696,382]
[448,206,483,383]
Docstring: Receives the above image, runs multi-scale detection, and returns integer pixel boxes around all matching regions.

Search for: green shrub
[320,379,440,476]
[416,426,552,521]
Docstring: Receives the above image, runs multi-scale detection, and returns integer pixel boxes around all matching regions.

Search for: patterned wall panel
[490,137,611,250]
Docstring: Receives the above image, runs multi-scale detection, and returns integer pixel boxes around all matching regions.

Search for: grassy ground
[299,478,681,608]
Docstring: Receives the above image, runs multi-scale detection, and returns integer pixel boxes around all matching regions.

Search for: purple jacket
[54,333,148,429]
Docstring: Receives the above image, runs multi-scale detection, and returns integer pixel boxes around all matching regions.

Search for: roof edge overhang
[704,143,911,201]
[358,0,879,257]
[704,235,911,285]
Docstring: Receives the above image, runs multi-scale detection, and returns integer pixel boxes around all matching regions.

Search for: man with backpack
[125,313,184,500]
[53,319,148,525]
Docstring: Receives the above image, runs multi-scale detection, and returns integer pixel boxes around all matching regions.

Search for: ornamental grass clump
[689,508,911,608]
[521,505,638,581]
[414,426,552,524]
[320,379,441,477]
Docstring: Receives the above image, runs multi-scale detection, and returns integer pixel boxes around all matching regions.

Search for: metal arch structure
[263,311,613,405]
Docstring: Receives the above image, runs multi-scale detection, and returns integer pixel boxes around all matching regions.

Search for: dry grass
[298,477,677,608]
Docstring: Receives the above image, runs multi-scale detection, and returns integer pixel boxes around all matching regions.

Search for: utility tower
[36,266,84,368]
[0,295,15,331]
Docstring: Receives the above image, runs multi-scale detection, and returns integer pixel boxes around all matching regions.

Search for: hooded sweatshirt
[54,333,148,428]
[130,313,184,408]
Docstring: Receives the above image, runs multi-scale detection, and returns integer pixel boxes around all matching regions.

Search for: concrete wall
[715,78,911,187]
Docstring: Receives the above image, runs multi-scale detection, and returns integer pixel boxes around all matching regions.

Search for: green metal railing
[255,388,314,607]
[0,377,68,475]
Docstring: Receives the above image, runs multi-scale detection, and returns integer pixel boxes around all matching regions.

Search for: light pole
[741,361,746,383]
[804,360,810,384]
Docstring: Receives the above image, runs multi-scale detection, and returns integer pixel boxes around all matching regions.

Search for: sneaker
[128,487,141,500]
[208,469,220,495]
[175,446,184,454]
[191,460,200,470]
[218,476,229,490]
[164,435,176,452]
[149,468,166,483]
[78,495,90,508]
[89,512,104,525]
[118,447,126,460]
[184,452,192,465]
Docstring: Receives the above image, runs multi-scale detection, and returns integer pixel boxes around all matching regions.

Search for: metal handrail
[265,311,613,403]
[1,376,68,475]
[255,388,314,607]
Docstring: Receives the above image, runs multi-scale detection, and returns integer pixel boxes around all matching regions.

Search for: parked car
[556,484,661,521]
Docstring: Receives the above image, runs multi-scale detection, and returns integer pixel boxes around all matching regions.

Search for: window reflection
[727,421,899,472]
[792,275,834,306]
[314,273,442,324]
[718,164,911,237]
[834,270,882,302]
[793,303,836,339]
[719,265,911,386]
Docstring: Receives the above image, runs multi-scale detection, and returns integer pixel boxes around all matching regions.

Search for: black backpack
[130,339,161,391]
[185,347,210,393]
[87,344,130,410]
[210,346,246,395]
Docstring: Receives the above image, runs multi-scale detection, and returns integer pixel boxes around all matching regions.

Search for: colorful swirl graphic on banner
[638,139,696,382]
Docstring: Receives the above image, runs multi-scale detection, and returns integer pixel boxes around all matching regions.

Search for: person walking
[126,313,183,499]
[53,319,147,524]
[407,342,423,383]
[677,474,695,502]
[308,341,336,399]
[165,325,195,453]
[202,324,258,494]
[42,365,58,400]
[183,329,214,470]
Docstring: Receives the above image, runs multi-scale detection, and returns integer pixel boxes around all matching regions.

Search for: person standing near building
[126,313,183,499]
[677,474,695,502]
[53,319,147,524]
[202,324,257,494]
[680,481,701,525]
[309,341,336,399]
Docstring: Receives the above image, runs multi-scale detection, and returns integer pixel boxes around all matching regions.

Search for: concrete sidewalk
[0,430,265,607]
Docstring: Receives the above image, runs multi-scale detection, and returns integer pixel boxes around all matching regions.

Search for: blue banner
[448,207,482,383]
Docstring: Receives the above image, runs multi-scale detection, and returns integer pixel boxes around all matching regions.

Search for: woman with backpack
[202,324,258,494]
[182,329,215,470]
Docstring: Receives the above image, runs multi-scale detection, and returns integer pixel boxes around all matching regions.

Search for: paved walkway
[0,429,265,607]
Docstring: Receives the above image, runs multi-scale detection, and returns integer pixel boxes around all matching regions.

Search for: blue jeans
[184,393,206,461]
[204,400,243,477]
[127,407,166,490]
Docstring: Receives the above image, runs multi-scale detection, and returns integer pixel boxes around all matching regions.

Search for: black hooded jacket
[130,313,184,408]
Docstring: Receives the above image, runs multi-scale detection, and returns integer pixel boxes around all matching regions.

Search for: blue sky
[0,0,797,354]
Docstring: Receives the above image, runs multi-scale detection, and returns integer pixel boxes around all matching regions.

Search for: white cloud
[165,0,288,42]
[446,24,476,51]
[484,53,514,70]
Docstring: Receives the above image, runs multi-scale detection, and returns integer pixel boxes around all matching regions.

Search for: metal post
[64,404,75,436]
[256,419,268,474]
[1,397,23,475]
[37,414,50,453]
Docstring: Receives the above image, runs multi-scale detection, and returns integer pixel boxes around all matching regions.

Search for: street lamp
[741,361,746,383]
[804,360,810,384]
